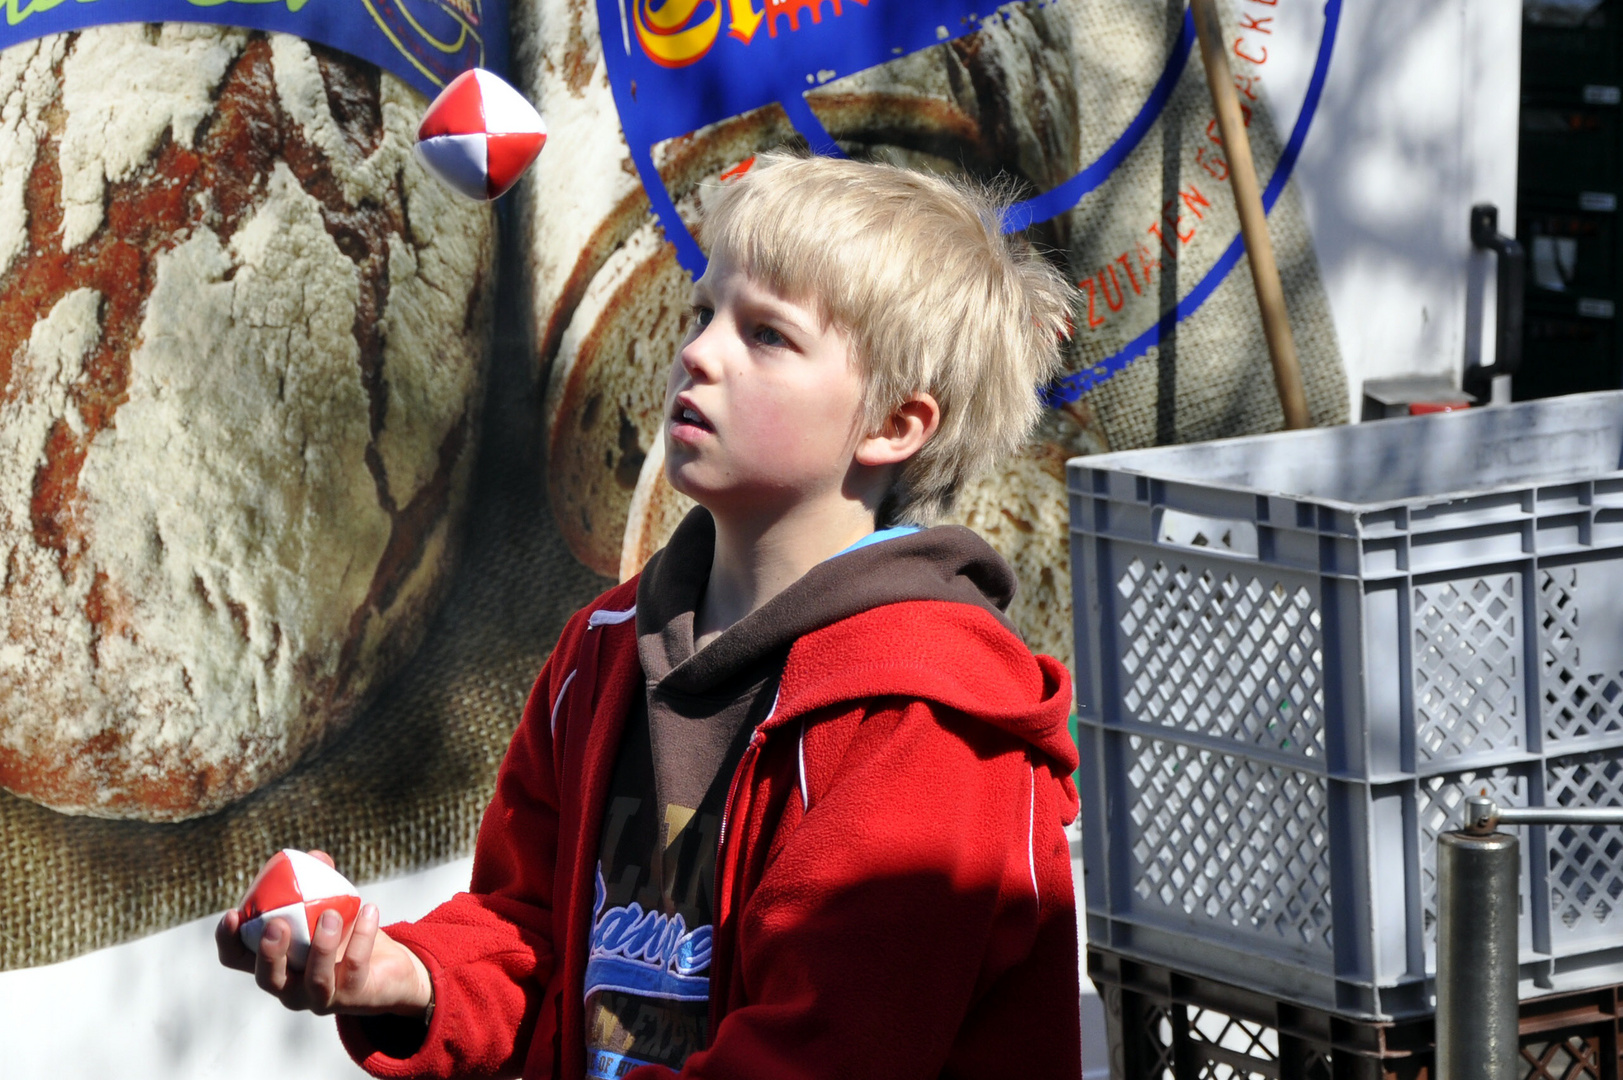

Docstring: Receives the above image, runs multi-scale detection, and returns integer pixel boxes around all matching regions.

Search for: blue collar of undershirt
[829,525,923,559]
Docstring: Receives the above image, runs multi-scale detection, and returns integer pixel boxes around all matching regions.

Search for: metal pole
[1436,796,1623,1078]
[1437,827,1519,1080]
[1473,803,1623,829]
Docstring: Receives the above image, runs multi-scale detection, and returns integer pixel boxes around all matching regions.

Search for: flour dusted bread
[510,0,647,374]
[0,27,495,821]
[620,437,697,584]
[544,220,691,572]
[945,408,1108,675]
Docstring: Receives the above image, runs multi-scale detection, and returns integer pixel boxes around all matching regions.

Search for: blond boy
[220,152,1082,1080]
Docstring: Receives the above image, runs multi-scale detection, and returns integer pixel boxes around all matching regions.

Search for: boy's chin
[663,460,721,508]
[664,467,764,521]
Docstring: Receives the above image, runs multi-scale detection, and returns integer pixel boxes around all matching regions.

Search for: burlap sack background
[0,222,613,972]
[1,0,1347,971]
[784,0,1347,448]
[1060,0,1348,445]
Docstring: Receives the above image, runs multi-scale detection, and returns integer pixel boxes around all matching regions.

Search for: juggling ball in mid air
[237,849,362,970]
[416,69,547,201]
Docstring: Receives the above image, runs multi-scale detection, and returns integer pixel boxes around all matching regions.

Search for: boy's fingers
[336,904,380,1000]
[309,850,336,870]
[215,910,256,972]
[302,910,343,1013]
[253,918,294,998]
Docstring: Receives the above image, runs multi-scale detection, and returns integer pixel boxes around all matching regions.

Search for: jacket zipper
[716,687,779,856]
[706,725,767,1046]
[715,727,767,870]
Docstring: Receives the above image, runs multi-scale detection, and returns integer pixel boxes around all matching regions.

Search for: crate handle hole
[1155,509,1260,559]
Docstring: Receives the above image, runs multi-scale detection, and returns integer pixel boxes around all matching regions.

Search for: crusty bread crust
[543,220,690,572]
[620,436,696,584]
[0,27,495,821]
[948,445,1078,672]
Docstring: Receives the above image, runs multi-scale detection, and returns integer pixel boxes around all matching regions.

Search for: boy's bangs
[702,174,864,337]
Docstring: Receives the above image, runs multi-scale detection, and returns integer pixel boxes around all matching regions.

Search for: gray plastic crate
[1070,390,1623,1021]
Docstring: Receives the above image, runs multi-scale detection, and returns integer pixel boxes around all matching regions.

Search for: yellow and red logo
[634,0,867,68]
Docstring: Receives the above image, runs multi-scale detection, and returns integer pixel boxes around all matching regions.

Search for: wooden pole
[1189,0,1311,429]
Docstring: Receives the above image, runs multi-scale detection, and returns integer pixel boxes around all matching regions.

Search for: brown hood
[636,507,1018,697]
[632,507,1025,823]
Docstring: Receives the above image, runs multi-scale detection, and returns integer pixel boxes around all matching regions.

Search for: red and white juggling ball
[415,68,547,201]
[237,849,362,970]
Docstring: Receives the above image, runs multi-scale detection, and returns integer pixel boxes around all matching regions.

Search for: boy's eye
[689,305,714,332]
[754,325,786,347]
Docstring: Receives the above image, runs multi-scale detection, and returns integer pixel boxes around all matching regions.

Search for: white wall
[1287,0,1523,406]
[0,859,476,1080]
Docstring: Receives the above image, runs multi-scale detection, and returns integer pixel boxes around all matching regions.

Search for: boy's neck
[694,497,878,650]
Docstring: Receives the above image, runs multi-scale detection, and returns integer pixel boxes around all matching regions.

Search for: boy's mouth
[671,397,714,433]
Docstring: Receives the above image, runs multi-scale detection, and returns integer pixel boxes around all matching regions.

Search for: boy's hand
[215,851,433,1019]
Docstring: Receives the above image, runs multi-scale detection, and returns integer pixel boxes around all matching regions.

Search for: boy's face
[663,250,870,523]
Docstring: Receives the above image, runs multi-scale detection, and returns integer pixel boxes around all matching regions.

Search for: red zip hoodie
[338,535,1081,1080]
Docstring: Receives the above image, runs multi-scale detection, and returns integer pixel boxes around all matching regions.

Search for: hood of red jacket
[634,511,1080,812]
[775,598,1080,788]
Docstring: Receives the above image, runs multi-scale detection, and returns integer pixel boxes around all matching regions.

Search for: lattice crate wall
[1069,392,1623,1021]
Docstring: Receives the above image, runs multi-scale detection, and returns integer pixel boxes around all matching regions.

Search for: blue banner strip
[1001,9,1195,235]
[0,0,505,98]
[607,1,1203,282]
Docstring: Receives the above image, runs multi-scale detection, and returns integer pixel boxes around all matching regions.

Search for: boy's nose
[678,328,721,380]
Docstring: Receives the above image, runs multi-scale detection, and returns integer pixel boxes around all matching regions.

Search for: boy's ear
[855,393,940,467]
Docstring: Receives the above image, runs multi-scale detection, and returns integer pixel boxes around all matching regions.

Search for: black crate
[1091,946,1623,1080]
[1520,103,1621,200]
[1524,2,1621,94]
[1515,312,1620,400]
[1522,204,1619,299]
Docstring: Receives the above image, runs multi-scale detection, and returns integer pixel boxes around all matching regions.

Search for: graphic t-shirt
[583,687,771,1079]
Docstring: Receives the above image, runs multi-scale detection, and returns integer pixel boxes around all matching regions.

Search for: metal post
[1436,795,1623,1080]
[1437,827,1520,1080]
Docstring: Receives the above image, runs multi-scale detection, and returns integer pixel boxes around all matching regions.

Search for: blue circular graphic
[598,0,1342,403]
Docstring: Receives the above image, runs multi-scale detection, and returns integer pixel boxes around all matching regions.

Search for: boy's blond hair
[699,152,1073,524]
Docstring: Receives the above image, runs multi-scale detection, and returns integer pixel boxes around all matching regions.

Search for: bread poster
[0,0,1346,978]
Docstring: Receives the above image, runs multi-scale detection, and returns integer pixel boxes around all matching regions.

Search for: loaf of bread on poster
[0,26,496,822]
[517,0,1101,668]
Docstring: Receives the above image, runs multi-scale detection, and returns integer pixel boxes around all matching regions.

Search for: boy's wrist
[403,944,435,1023]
